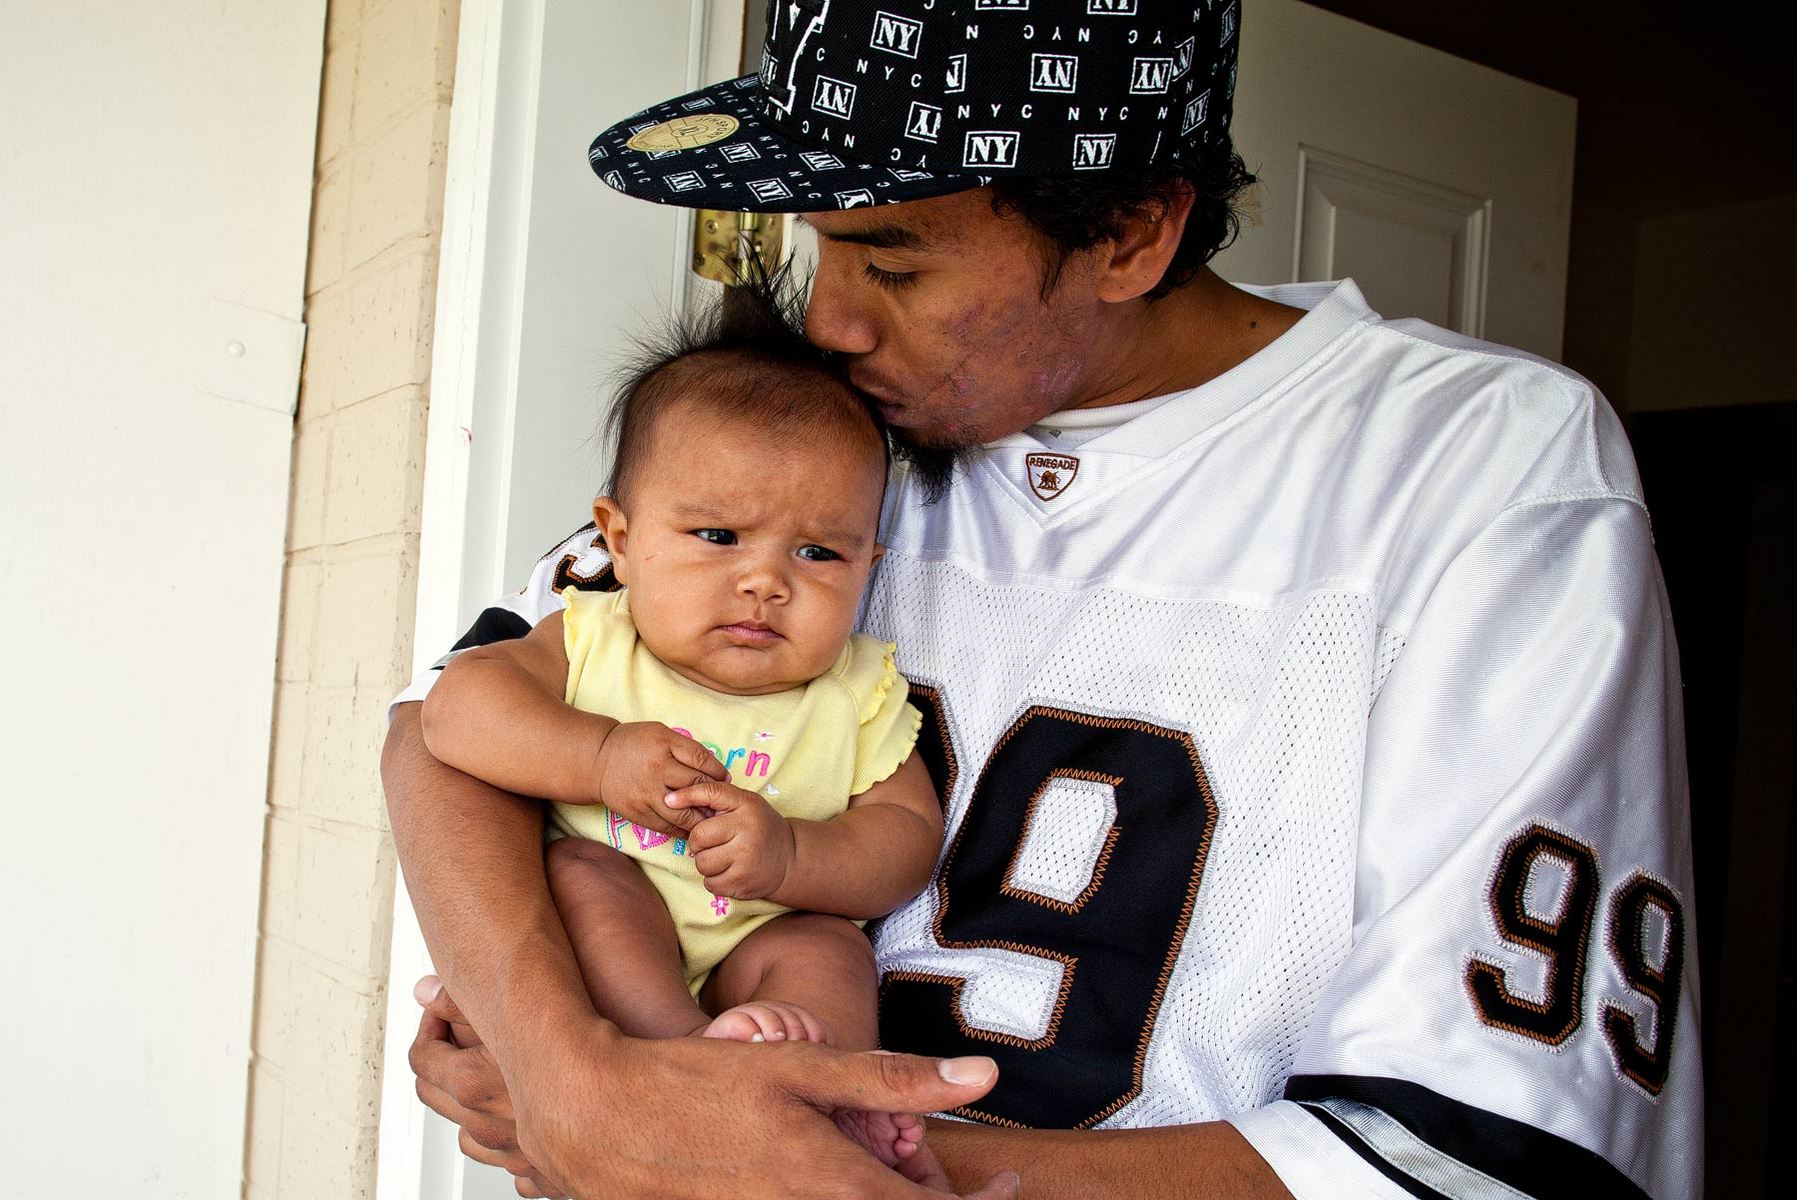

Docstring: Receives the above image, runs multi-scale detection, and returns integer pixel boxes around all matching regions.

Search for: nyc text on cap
[590,0,1242,213]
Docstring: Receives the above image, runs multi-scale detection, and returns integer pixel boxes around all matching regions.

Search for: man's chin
[889,430,973,505]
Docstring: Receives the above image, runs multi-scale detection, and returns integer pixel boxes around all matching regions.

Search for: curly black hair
[987,135,1258,300]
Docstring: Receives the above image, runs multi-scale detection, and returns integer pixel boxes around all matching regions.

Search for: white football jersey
[398,281,1700,1199]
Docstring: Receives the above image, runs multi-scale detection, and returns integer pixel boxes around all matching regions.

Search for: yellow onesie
[551,588,921,990]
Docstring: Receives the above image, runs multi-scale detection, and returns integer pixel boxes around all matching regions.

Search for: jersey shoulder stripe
[1285,1076,1651,1200]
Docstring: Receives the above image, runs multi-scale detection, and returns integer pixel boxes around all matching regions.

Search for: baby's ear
[592,496,629,580]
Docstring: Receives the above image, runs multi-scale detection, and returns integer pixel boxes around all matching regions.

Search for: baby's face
[596,399,887,696]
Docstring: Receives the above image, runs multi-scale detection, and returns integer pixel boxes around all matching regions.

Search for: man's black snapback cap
[590,0,1241,213]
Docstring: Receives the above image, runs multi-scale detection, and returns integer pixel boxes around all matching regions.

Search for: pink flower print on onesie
[711,896,730,917]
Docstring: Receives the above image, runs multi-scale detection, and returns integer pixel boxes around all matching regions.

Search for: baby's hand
[593,721,728,837]
[670,781,795,901]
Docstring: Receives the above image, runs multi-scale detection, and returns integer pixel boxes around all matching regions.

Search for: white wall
[1629,191,1797,411]
[0,2,323,1194]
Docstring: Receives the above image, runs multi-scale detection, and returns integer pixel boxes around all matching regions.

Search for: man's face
[802,189,1109,452]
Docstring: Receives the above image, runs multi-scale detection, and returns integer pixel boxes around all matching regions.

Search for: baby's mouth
[719,620,782,645]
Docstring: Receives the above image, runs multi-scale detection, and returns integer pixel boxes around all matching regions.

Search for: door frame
[376,2,747,1195]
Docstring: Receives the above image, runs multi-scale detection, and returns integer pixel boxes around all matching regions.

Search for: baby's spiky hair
[604,261,888,506]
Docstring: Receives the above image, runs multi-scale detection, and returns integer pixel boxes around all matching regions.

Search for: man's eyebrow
[797,215,929,251]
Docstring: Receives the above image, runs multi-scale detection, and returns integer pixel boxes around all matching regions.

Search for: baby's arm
[675,753,942,919]
[783,753,943,917]
[420,611,606,803]
[420,612,726,823]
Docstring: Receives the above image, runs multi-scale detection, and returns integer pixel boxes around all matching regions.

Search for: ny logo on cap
[870,10,923,58]
[974,0,1030,10]
[1175,36,1196,78]
[1182,91,1211,136]
[945,53,968,93]
[720,143,761,162]
[835,188,876,207]
[963,131,1020,168]
[1087,0,1138,13]
[747,178,794,202]
[906,101,943,143]
[664,171,703,192]
[1030,54,1079,94]
[811,76,857,119]
[1072,133,1116,170]
[799,150,846,170]
[1221,2,1239,44]
[1130,57,1174,95]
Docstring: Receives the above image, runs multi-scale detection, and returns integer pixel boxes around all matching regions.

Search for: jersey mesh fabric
[866,561,1382,1124]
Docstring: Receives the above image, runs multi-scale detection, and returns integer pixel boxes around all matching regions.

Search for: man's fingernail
[664,792,679,804]
[414,976,442,1005]
[938,1056,997,1086]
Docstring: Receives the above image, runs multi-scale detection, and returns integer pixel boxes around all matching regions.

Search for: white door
[384,3,1578,1195]
[1214,0,1576,360]
[0,2,320,1196]
[379,3,750,1197]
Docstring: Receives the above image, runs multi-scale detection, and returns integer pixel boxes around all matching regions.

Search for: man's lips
[719,621,782,645]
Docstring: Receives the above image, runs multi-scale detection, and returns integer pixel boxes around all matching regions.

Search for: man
[386,3,1701,1197]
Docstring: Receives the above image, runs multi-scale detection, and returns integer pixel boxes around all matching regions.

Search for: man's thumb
[812,1048,999,1112]
[414,975,466,1024]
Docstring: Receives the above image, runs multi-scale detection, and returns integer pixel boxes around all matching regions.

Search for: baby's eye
[797,545,840,562]
[692,529,737,545]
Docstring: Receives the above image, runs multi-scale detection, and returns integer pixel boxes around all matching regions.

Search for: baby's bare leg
[702,912,879,1048]
[544,838,708,1040]
[703,914,924,1167]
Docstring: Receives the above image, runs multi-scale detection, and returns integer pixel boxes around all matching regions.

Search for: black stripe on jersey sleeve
[433,607,533,668]
[1284,1075,1649,1200]
[1296,1102,1448,1200]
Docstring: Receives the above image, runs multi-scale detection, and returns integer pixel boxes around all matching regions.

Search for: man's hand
[671,780,795,900]
[591,720,728,836]
[410,978,1021,1200]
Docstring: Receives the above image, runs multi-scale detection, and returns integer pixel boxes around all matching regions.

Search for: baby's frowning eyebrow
[667,500,871,554]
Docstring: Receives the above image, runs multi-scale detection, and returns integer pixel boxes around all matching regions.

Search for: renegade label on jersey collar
[625,114,741,153]
[1027,453,1080,501]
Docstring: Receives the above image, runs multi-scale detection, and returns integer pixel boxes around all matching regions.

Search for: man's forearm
[384,702,596,1059]
[926,1118,1293,1200]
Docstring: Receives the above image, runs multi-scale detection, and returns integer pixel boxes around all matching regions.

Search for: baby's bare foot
[833,1108,926,1168]
[699,1000,832,1045]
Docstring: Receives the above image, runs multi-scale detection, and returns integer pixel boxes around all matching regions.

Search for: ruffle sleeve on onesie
[558,587,634,703]
[834,634,922,796]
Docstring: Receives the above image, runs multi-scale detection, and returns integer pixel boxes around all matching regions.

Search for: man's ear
[870,542,886,565]
[1095,182,1196,304]
[592,496,630,584]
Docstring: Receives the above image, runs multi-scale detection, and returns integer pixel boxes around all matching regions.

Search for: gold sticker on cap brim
[625,114,741,153]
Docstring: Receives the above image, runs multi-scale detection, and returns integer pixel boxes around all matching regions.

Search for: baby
[419,282,943,1166]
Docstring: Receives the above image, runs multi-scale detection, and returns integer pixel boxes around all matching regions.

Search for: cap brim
[589,75,990,213]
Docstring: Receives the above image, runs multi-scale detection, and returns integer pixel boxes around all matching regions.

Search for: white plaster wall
[1629,192,1797,411]
[0,2,324,1194]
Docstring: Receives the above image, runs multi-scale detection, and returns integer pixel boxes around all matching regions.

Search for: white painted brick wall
[246,1,460,1195]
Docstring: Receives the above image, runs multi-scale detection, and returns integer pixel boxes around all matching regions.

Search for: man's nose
[804,246,877,355]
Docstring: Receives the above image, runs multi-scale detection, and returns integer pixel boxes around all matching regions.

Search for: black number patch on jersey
[1602,874,1685,1096]
[1468,826,1689,1093]
[907,684,957,812]
[1466,824,1600,1044]
[880,703,1217,1128]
